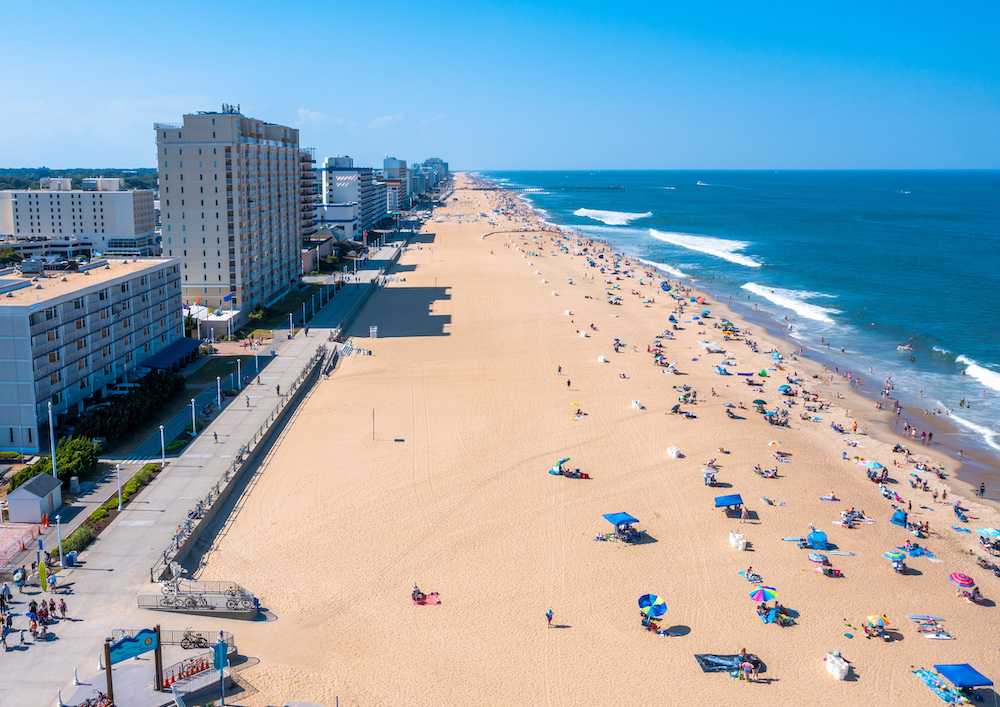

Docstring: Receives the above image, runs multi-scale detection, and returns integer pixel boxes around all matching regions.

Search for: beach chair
[760,608,776,624]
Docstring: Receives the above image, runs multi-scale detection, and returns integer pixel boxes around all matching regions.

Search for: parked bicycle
[180,629,209,649]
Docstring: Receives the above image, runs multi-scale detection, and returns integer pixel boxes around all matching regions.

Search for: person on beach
[567,380,571,389]
[546,609,553,628]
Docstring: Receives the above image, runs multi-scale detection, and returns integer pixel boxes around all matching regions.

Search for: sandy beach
[192,175,1000,706]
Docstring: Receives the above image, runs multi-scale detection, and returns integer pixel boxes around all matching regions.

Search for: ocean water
[482,170,1000,459]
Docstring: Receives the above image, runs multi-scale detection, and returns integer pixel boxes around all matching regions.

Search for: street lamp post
[217,377,222,407]
[55,515,63,568]
[254,349,259,373]
[190,398,197,435]
[270,329,274,356]
[159,425,166,467]
[116,463,122,511]
[48,400,57,478]
[236,359,242,389]
[288,312,293,334]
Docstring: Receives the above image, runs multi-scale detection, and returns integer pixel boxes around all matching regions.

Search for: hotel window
[48,351,59,363]
[125,352,133,365]
[124,336,131,346]
[102,346,110,357]
[78,359,86,371]
[104,365,112,375]
[76,339,86,351]
[102,328,109,338]
[75,319,85,330]
[47,330,58,342]
[79,379,88,390]
[49,372,60,385]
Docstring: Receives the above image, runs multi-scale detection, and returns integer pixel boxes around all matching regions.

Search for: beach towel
[761,497,773,505]
[694,655,742,673]
[952,526,971,533]
[782,537,804,542]
[414,593,441,606]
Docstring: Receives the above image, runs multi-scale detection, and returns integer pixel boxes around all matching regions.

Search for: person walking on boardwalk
[276,384,281,396]
[546,609,553,628]
[214,432,218,444]
[246,396,250,408]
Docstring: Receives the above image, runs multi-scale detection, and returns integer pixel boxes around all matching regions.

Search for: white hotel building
[0,177,157,257]
[0,259,183,453]
[155,107,301,321]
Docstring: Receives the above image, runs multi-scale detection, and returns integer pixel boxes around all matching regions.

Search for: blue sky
[2,1,997,169]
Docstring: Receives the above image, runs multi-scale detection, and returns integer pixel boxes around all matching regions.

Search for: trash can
[65,551,77,567]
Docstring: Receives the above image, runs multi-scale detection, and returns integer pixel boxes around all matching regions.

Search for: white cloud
[296,108,326,125]
[421,114,445,126]
[368,113,405,129]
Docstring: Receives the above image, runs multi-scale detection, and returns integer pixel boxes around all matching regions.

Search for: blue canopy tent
[603,512,639,529]
[716,366,731,375]
[771,352,782,360]
[891,509,908,527]
[714,494,743,508]
[806,531,828,550]
[934,664,993,689]
[668,315,677,322]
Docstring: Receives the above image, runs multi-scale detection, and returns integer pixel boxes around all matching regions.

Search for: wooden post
[103,641,114,705]
[153,625,164,691]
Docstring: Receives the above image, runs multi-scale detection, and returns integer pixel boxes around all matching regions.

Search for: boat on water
[696,181,708,186]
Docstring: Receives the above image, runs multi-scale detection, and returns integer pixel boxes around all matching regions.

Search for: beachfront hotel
[155,106,301,323]
[0,258,183,453]
[0,177,157,257]
[319,156,386,235]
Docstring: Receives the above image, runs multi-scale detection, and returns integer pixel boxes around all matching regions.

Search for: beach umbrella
[723,403,736,408]
[759,370,768,377]
[977,528,1000,538]
[808,553,828,563]
[557,458,570,466]
[752,399,767,405]
[949,573,975,588]
[867,615,889,628]
[778,385,791,392]
[769,440,781,446]
[865,461,884,470]
[702,310,710,316]
[638,594,667,618]
[749,586,778,602]
[26,611,37,620]
[883,551,906,561]
[764,412,777,417]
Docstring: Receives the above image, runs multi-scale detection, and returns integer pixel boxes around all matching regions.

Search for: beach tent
[714,494,743,509]
[806,531,828,550]
[758,370,768,377]
[771,352,782,360]
[669,315,677,322]
[716,367,731,376]
[891,509,908,527]
[702,310,711,316]
[933,664,993,690]
[603,512,640,530]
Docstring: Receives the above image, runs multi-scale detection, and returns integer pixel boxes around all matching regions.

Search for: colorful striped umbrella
[638,594,667,618]
[749,586,778,602]
[769,440,781,446]
[977,528,1000,538]
[808,553,828,563]
[867,615,889,627]
[949,573,975,588]
[883,551,906,561]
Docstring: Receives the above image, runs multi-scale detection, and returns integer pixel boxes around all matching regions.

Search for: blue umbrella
[778,385,791,392]
[866,461,884,470]
[638,594,667,618]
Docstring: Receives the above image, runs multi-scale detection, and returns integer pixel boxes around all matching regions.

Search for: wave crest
[574,208,653,226]
[741,283,838,323]
[638,258,689,279]
[956,355,1000,393]
[650,229,762,267]
[952,414,1000,452]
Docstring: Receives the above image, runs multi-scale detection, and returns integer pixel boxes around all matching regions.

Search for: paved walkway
[0,239,407,707]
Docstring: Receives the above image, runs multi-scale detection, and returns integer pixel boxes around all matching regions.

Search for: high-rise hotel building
[155,107,300,319]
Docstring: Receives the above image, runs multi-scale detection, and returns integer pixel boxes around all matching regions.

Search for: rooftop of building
[0,258,177,306]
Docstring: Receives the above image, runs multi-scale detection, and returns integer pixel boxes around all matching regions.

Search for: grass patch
[184,356,258,386]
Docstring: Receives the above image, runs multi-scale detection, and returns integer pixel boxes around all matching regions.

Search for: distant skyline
[1,1,997,170]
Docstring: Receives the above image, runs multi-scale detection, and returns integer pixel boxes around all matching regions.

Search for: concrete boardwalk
[0,240,405,707]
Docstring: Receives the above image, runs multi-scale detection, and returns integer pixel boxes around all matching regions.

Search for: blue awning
[934,664,993,688]
[603,512,639,528]
[714,494,743,508]
[141,338,203,370]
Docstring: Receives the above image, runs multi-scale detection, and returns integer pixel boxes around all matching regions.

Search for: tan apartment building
[155,106,300,321]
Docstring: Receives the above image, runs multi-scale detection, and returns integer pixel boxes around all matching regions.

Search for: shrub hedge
[9,436,100,489]
[74,371,186,446]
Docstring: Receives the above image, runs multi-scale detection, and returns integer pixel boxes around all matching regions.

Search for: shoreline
[499,179,996,505]
[194,175,1000,706]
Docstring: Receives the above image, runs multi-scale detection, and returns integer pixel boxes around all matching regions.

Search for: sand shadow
[631,532,658,546]
[408,232,437,244]
[391,263,418,273]
[551,624,572,629]
[664,625,691,636]
[352,286,452,338]
[712,481,734,489]
[253,608,278,622]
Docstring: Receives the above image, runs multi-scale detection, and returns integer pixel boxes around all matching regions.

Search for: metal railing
[110,628,235,649]
[149,345,326,582]
[156,579,253,597]
[138,593,257,612]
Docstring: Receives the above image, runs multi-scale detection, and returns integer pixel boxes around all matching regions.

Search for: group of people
[0,582,67,650]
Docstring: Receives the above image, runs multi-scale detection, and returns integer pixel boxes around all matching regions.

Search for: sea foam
[638,258,689,279]
[956,355,1000,393]
[932,346,952,355]
[952,414,1000,452]
[741,283,838,323]
[574,208,653,226]
[650,229,762,267]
